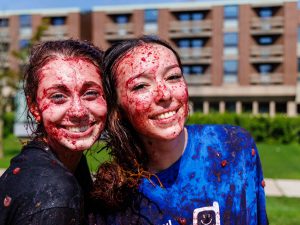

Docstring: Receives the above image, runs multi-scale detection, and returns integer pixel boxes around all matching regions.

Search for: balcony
[0,27,9,40]
[42,25,68,40]
[177,47,212,64]
[250,16,284,35]
[250,45,283,63]
[169,20,212,38]
[184,74,211,85]
[105,23,135,40]
[250,73,283,84]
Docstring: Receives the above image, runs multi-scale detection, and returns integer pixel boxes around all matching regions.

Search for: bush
[186,113,300,144]
[2,112,15,138]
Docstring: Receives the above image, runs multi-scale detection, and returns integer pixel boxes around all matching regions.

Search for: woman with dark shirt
[0,39,107,225]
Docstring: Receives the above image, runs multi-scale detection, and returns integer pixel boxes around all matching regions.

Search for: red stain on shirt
[3,196,12,207]
[261,180,266,188]
[221,160,227,167]
[252,148,256,156]
[12,167,21,175]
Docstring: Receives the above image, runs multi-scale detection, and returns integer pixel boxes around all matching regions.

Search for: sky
[0,0,218,11]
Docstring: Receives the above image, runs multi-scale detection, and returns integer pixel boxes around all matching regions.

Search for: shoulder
[0,146,83,219]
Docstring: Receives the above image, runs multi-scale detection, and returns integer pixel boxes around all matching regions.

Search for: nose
[154,83,171,103]
[67,96,89,121]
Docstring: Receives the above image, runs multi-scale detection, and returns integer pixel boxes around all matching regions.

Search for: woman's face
[32,58,107,151]
[115,43,188,142]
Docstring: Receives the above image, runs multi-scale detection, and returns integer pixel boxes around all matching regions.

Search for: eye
[50,93,67,104]
[167,73,183,81]
[83,90,100,100]
[131,83,148,91]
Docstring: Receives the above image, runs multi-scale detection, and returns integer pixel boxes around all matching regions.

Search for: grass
[266,197,300,225]
[257,143,300,179]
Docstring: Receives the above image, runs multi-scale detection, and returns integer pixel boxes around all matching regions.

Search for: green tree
[0,22,48,158]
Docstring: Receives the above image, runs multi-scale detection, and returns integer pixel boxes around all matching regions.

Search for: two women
[93,36,268,225]
[0,40,106,224]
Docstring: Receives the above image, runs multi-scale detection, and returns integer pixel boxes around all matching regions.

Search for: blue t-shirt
[106,125,268,225]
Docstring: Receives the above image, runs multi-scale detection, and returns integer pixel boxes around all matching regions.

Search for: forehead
[39,57,100,80]
[116,43,178,72]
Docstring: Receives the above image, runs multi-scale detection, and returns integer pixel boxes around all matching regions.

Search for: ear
[28,100,42,123]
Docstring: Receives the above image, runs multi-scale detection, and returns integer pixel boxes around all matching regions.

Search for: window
[226,102,236,112]
[177,39,190,48]
[178,13,190,21]
[224,32,238,47]
[224,5,238,19]
[258,7,273,18]
[224,60,238,75]
[0,18,9,27]
[191,12,204,21]
[19,15,31,27]
[19,39,30,49]
[259,102,269,113]
[258,64,272,74]
[258,36,273,45]
[51,17,66,26]
[242,102,252,113]
[114,15,129,24]
[144,9,158,23]
[0,42,9,52]
[276,102,287,114]
[191,39,204,48]
[183,65,205,75]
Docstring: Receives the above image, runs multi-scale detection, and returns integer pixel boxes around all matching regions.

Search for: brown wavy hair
[92,36,183,211]
[23,39,104,140]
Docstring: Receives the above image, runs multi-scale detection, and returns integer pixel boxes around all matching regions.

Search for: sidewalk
[0,168,300,198]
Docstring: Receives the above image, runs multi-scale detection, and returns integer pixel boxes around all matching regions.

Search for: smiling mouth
[153,110,177,120]
[60,122,97,133]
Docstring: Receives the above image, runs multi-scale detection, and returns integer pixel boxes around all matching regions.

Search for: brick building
[1,0,299,130]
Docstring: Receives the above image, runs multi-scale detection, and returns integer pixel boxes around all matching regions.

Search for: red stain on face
[115,44,188,142]
[31,58,107,152]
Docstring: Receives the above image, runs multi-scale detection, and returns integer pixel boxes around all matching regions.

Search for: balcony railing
[105,23,134,40]
[169,20,212,37]
[250,16,284,35]
[250,45,283,63]
[42,25,68,40]
[184,74,211,85]
[177,47,212,64]
[250,73,283,84]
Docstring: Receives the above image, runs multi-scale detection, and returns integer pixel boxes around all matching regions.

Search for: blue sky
[0,0,219,11]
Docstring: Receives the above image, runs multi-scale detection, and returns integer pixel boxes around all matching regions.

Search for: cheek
[87,98,107,118]
[40,104,68,124]
[122,93,153,116]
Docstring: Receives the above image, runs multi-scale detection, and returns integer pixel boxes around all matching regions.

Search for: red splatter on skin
[31,58,107,153]
[252,148,256,156]
[115,43,189,142]
[3,195,11,207]
[12,167,21,175]
[261,180,266,188]
[221,160,227,167]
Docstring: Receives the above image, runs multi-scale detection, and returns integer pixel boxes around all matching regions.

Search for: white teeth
[67,126,89,133]
[156,111,176,119]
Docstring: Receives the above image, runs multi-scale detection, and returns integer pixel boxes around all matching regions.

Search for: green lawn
[257,143,300,179]
[266,197,300,225]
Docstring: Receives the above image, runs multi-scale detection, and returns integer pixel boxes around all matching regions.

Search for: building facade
[0,0,299,136]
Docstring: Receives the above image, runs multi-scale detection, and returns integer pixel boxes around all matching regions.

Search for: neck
[46,138,83,173]
[143,127,187,172]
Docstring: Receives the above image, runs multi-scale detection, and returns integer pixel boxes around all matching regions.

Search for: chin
[62,139,95,152]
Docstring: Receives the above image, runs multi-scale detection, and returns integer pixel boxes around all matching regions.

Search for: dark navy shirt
[0,141,94,225]
[105,125,268,225]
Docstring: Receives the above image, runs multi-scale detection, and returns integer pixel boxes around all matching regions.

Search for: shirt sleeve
[15,207,82,225]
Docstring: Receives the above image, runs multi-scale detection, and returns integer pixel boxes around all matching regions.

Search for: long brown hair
[93,36,183,211]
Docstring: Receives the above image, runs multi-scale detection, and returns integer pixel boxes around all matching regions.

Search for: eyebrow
[126,64,180,85]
